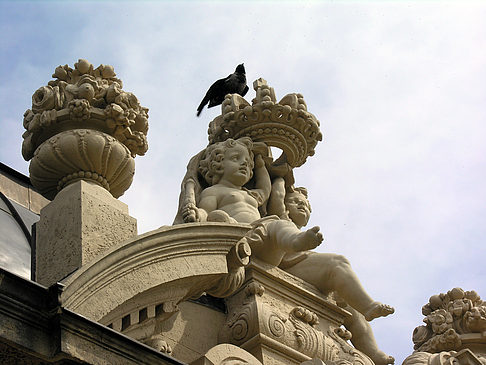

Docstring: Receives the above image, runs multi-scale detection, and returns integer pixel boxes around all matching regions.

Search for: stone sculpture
[262,179,395,365]
[172,79,395,364]
[24,66,397,364]
[403,288,486,365]
[178,135,393,364]
[21,60,147,286]
[21,59,148,200]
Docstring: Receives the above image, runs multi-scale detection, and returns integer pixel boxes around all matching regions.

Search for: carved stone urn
[403,288,486,365]
[22,59,149,200]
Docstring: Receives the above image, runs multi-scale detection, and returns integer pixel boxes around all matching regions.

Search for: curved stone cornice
[62,223,251,322]
[191,343,263,365]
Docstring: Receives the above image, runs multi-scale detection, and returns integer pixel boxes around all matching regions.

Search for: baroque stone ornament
[169,79,393,364]
[403,288,486,365]
[36,73,395,365]
[22,59,149,199]
[144,335,173,355]
[207,78,322,168]
[190,343,263,365]
[219,261,375,365]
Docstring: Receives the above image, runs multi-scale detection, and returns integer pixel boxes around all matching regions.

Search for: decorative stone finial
[22,59,149,199]
[403,287,486,365]
[207,78,322,168]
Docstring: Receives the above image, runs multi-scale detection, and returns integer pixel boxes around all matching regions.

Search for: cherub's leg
[284,253,394,320]
[342,305,395,365]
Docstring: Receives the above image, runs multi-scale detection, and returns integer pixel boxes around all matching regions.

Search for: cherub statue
[174,136,394,365]
[176,137,323,253]
[264,178,395,365]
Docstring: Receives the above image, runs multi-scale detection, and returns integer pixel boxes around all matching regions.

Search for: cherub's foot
[294,226,323,251]
[364,302,395,321]
[369,350,395,365]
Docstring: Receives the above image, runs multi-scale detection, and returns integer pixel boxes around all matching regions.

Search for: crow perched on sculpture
[196,63,249,117]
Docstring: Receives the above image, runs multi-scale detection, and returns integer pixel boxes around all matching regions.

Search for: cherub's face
[221,144,252,186]
[285,191,311,228]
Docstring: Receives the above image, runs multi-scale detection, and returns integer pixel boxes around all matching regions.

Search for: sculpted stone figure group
[177,136,395,365]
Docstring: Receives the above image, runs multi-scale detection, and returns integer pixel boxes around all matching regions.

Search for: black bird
[196,63,249,117]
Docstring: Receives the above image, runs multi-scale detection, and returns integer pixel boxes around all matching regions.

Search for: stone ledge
[62,223,251,322]
[0,267,184,364]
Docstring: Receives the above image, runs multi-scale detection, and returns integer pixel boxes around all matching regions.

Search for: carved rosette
[22,59,148,199]
[208,78,322,168]
[403,288,486,365]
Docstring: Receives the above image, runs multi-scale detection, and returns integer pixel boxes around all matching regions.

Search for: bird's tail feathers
[197,96,209,117]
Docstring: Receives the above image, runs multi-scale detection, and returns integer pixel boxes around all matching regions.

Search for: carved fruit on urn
[22,59,149,199]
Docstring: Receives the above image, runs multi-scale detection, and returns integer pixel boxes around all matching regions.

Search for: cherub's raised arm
[267,177,288,219]
[252,154,272,205]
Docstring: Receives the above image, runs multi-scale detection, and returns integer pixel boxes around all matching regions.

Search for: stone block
[35,180,137,286]
[28,187,50,214]
[0,172,29,208]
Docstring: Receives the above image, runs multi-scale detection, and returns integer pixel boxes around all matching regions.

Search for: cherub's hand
[297,226,323,251]
[267,161,291,178]
[255,154,265,168]
[207,209,238,224]
[182,203,200,222]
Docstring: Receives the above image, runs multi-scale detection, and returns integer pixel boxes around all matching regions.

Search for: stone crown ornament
[208,78,322,168]
[21,59,149,200]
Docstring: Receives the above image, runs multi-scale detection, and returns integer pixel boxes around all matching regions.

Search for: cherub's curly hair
[199,137,255,185]
[285,187,312,212]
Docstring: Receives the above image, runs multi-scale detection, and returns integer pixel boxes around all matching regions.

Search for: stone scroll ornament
[403,288,486,365]
[21,59,149,200]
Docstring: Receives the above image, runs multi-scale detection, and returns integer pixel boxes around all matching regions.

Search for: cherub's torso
[202,185,261,223]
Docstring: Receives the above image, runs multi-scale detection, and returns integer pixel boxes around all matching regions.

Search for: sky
[1,1,486,364]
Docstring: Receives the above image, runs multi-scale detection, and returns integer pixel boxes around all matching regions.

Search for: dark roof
[0,267,186,364]
[0,161,32,186]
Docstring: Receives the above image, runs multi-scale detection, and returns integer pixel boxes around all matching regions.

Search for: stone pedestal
[219,259,374,365]
[35,180,137,286]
